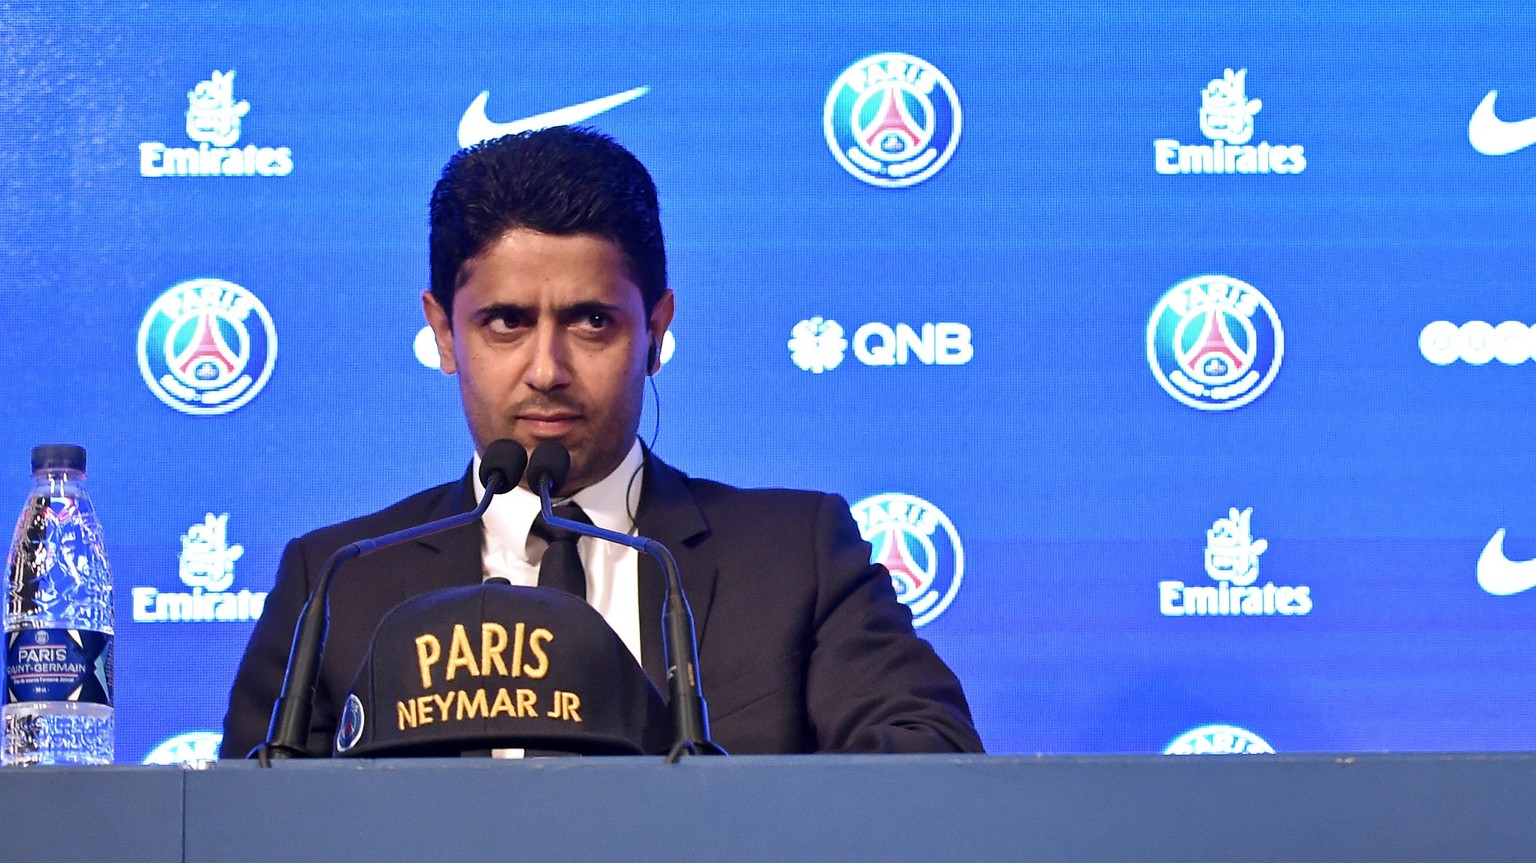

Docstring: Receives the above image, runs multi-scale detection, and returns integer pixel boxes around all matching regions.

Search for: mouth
[516,413,583,437]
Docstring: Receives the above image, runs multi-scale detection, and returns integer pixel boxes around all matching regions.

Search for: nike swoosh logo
[457,86,650,148]
[1468,90,1536,156]
[1477,528,1536,595]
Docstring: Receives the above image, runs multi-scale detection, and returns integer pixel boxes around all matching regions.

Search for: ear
[421,290,457,375]
[647,290,675,374]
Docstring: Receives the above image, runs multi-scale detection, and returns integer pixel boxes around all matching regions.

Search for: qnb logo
[1154,68,1306,176]
[789,318,973,373]
[140,70,294,178]
[142,731,223,765]
[1147,275,1283,411]
[1163,724,1275,755]
[132,513,268,623]
[1160,507,1312,617]
[138,279,277,416]
[851,494,964,627]
[1420,321,1536,365]
[824,53,962,188]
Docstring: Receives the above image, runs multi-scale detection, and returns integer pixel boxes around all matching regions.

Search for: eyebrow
[472,300,627,322]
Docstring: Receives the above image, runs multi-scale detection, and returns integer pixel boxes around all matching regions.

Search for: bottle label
[4,629,113,706]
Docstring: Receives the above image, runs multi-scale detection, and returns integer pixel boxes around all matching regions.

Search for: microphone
[525,439,571,498]
[255,438,528,762]
[478,439,530,495]
[526,441,724,759]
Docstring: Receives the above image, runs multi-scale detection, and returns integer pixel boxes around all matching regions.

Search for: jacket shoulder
[677,473,840,518]
[292,480,463,554]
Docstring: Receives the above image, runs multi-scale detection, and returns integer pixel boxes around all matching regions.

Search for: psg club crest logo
[142,731,223,765]
[137,278,277,416]
[851,493,964,627]
[824,53,962,188]
[1146,275,1283,411]
[1163,723,1275,755]
[336,693,365,753]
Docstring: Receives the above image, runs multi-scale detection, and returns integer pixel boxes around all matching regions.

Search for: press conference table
[3,753,1532,861]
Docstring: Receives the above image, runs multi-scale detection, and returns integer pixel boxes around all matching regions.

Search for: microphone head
[526,441,571,498]
[478,439,528,495]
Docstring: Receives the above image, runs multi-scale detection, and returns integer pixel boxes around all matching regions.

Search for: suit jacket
[220,453,983,757]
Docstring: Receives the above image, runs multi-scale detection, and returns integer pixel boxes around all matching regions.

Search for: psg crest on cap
[334,583,668,757]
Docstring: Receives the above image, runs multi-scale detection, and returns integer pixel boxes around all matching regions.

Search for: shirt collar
[473,439,646,560]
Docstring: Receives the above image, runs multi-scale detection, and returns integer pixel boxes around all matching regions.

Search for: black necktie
[531,504,592,599]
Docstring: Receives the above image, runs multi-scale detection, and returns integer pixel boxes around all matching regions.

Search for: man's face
[423,229,673,494]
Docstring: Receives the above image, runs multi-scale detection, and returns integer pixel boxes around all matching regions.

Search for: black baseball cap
[334,583,669,757]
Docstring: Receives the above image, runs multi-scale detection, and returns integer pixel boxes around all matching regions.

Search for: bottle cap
[31,444,87,473]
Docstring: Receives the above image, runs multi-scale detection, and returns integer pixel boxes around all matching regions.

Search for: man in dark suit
[220,126,981,757]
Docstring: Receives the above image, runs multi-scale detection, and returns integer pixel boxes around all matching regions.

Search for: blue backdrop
[3,1,1534,762]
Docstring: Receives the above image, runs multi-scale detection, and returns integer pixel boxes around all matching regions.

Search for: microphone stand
[537,489,725,759]
[254,476,506,764]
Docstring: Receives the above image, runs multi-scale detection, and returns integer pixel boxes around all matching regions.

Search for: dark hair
[428,126,667,318]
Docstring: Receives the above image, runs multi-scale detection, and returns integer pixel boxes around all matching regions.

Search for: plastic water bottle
[3,445,114,765]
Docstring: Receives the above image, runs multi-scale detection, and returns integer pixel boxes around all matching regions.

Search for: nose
[524,321,572,391]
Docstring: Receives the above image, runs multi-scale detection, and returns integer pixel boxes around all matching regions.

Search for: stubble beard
[560,372,646,495]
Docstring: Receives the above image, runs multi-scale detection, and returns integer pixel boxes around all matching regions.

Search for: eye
[547,304,619,337]
[483,310,528,335]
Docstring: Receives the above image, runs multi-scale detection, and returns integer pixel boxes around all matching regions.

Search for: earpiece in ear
[647,339,660,375]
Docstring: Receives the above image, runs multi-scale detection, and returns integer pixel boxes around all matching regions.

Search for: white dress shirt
[471,439,646,664]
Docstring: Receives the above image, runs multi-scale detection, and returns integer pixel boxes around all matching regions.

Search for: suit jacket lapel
[381,468,483,610]
[635,451,717,692]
